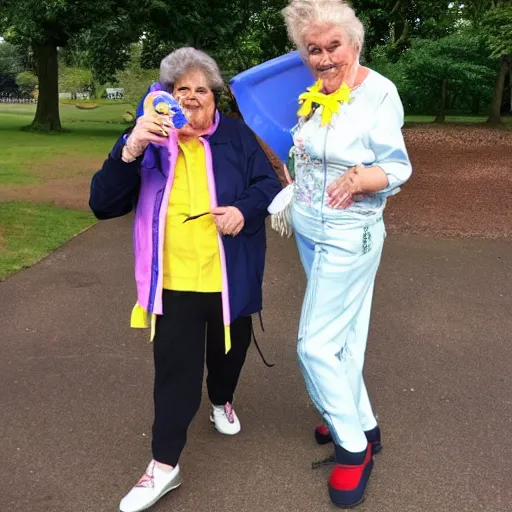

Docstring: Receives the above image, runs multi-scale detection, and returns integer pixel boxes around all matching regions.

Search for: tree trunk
[487,56,510,125]
[434,79,447,123]
[393,19,409,47]
[508,70,511,114]
[30,42,61,132]
[471,96,480,115]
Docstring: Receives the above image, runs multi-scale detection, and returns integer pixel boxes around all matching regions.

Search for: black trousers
[152,290,252,466]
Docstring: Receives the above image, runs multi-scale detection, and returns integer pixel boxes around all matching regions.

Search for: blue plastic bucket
[229,51,314,162]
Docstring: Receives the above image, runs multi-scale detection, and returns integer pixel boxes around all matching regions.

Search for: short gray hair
[159,47,225,95]
[282,0,365,56]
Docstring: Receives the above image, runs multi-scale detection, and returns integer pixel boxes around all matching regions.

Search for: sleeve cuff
[376,161,412,196]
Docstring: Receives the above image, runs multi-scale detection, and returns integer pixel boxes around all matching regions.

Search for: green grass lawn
[0,201,95,280]
[0,104,128,185]
[0,102,131,124]
[0,103,510,281]
[0,103,129,280]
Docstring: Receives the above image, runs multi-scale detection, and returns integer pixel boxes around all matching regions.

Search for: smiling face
[173,68,216,134]
[304,24,359,93]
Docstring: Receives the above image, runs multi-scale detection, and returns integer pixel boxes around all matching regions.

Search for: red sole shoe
[328,445,374,509]
[328,458,374,508]
[314,424,332,445]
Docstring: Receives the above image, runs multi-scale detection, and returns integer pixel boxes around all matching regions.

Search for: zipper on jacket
[147,139,179,315]
[320,122,328,222]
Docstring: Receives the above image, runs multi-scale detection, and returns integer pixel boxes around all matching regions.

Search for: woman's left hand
[326,164,364,209]
[211,206,245,236]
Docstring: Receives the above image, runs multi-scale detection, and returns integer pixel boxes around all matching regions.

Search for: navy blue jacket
[89,114,281,321]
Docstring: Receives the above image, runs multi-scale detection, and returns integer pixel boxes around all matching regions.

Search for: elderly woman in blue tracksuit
[280,0,413,508]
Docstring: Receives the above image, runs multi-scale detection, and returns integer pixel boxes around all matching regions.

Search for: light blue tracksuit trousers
[292,204,385,453]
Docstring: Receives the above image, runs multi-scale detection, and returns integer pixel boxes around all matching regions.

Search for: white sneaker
[210,402,241,435]
[119,460,181,512]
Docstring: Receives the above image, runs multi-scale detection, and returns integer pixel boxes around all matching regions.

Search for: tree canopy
[0,0,510,130]
[0,0,149,130]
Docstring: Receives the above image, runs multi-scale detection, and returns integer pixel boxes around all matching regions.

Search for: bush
[370,32,497,117]
[60,98,129,105]
[123,111,135,122]
[59,67,94,100]
[115,44,158,108]
[15,71,38,96]
[75,103,99,110]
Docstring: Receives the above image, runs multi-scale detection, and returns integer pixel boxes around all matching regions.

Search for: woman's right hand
[122,114,173,162]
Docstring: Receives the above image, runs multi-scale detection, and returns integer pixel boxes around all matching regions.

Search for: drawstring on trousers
[251,312,275,368]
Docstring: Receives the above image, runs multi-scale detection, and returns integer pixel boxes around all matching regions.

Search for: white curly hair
[282,0,365,56]
[159,47,225,96]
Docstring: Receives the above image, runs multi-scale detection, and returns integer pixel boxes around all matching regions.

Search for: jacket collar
[208,114,233,145]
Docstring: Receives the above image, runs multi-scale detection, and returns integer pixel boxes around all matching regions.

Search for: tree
[456,1,512,123]
[395,31,496,121]
[480,6,512,123]
[15,70,38,96]
[350,0,460,63]
[59,67,94,99]
[210,0,289,75]
[139,0,289,77]
[116,44,159,109]
[0,41,23,74]
[0,1,149,132]
[143,0,255,50]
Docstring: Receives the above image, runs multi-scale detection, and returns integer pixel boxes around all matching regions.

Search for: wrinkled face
[173,68,215,132]
[304,24,359,93]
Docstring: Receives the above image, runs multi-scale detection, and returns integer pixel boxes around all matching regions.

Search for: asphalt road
[1,216,511,512]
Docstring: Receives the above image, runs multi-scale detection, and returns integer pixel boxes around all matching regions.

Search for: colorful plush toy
[137,83,189,130]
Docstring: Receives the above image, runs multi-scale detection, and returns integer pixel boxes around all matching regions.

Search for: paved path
[1,216,511,511]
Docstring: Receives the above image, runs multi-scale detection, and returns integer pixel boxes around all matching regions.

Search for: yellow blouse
[130,138,223,343]
[163,138,221,292]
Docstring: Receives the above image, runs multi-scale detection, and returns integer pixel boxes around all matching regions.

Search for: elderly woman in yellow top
[89,47,280,512]
[281,0,412,507]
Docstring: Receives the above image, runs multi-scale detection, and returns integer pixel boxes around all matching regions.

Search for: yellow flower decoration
[297,79,353,126]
